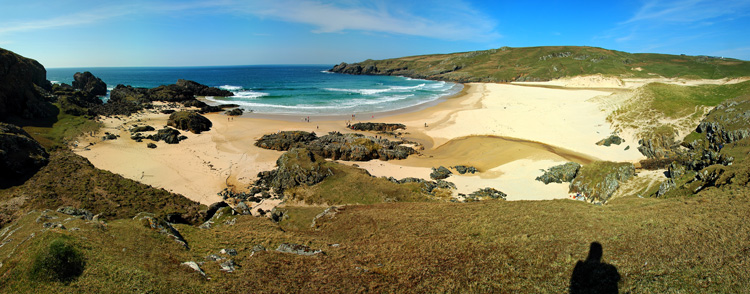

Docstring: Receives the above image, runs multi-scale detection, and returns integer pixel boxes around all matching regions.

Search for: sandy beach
[74,80,674,204]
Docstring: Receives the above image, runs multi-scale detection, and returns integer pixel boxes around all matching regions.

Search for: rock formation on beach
[255,131,416,161]
[0,48,55,120]
[536,162,581,184]
[72,71,107,98]
[350,122,406,132]
[167,111,212,134]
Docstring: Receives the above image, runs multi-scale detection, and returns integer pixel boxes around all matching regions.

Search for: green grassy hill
[330,46,750,82]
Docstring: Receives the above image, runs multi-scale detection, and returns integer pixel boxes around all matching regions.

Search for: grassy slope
[1,184,747,293]
[336,46,750,82]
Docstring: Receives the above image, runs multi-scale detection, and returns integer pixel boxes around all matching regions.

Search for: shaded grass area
[0,150,204,226]
[1,185,748,293]
[8,104,101,150]
[336,46,750,82]
[644,81,750,118]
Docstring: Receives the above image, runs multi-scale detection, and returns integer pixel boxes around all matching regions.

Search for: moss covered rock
[167,111,212,134]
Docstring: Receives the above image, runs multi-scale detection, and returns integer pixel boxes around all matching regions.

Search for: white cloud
[623,0,750,24]
[232,0,500,41]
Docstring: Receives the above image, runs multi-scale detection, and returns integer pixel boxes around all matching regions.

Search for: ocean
[46,65,462,116]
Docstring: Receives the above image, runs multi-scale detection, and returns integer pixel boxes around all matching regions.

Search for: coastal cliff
[0,48,55,120]
[330,46,750,82]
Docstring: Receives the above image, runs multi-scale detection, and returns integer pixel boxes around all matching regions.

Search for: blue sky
[1,0,749,68]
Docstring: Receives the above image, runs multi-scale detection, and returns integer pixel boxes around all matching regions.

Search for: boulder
[134,212,189,249]
[72,71,107,98]
[466,187,507,200]
[536,162,581,184]
[430,166,452,180]
[275,243,323,256]
[56,206,94,221]
[225,108,243,116]
[0,122,50,188]
[147,143,157,149]
[167,111,212,134]
[147,127,183,144]
[130,125,155,133]
[452,165,478,174]
[596,135,624,146]
[0,48,56,120]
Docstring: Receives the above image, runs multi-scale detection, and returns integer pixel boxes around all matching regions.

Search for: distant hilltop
[330,46,750,83]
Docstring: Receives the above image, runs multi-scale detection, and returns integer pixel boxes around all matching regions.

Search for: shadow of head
[570,242,620,294]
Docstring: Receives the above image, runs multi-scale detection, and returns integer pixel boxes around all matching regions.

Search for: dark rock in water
[225,108,243,116]
[0,48,56,120]
[130,125,155,133]
[72,71,107,98]
[134,212,190,249]
[56,206,94,220]
[147,127,183,144]
[176,79,233,97]
[147,143,157,148]
[596,135,624,146]
[452,165,478,174]
[430,166,452,180]
[256,148,333,193]
[351,122,406,132]
[149,84,196,102]
[466,187,507,200]
[168,111,212,134]
[0,123,49,188]
[569,161,635,203]
[536,162,581,184]
[276,243,323,256]
[255,131,318,151]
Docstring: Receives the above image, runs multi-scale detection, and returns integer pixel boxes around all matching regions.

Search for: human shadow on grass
[569,242,620,294]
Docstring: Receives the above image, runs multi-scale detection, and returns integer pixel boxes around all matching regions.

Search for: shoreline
[74,79,658,205]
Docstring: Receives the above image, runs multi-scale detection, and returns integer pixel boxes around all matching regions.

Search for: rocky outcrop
[351,122,406,132]
[72,71,107,98]
[536,162,581,184]
[569,161,635,203]
[52,83,103,116]
[466,188,507,201]
[0,122,49,188]
[596,135,624,146]
[386,177,456,195]
[0,48,55,120]
[276,243,323,256]
[167,111,212,134]
[255,131,318,151]
[255,148,333,193]
[451,165,478,174]
[176,79,233,97]
[255,131,416,161]
[134,212,190,249]
[225,108,243,116]
[146,127,186,144]
[638,128,680,159]
[430,166,452,180]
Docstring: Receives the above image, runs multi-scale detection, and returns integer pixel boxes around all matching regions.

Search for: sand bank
[75,80,662,204]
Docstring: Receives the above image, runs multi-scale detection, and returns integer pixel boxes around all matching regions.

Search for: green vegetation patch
[19,105,101,150]
[286,162,426,205]
[29,237,86,283]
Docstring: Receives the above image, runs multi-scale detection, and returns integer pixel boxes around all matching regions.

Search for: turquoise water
[46,65,461,116]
